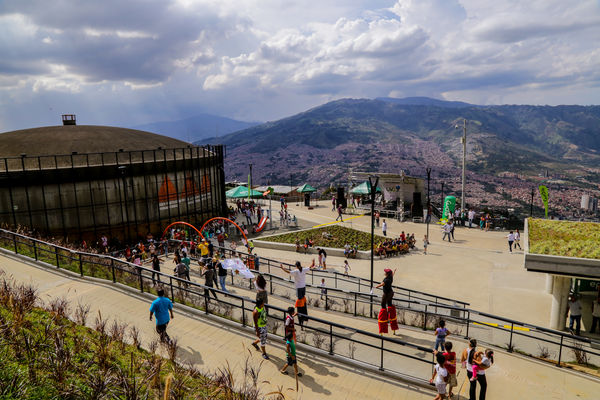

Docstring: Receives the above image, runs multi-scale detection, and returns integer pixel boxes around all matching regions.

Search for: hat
[384,268,392,274]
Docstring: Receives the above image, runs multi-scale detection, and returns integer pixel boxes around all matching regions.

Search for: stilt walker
[375,268,397,334]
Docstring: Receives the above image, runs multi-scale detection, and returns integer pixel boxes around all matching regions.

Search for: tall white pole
[461,119,467,213]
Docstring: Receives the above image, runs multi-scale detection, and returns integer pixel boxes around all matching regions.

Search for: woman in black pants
[462,339,488,400]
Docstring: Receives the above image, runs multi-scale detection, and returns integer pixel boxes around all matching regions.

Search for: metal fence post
[465,310,471,339]
[379,337,384,371]
[423,305,428,330]
[12,233,17,254]
[204,289,209,314]
[33,240,38,261]
[170,277,175,302]
[78,253,84,276]
[269,274,273,294]
[557,335,564,367]
[508,322,514,352]
[55,247,60,268]
[242,298,246,326]
[334,273,337,289]
[354,293,357,317]
[139,268,144,293]
[329,325,334,355]
[111,259,116,283]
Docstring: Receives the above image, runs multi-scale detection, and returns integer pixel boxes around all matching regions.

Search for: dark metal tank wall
[0,146,227,243]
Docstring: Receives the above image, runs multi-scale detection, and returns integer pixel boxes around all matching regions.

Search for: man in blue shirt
[149,288,174,344]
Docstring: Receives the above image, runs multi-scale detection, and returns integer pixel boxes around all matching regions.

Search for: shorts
[435,383,447,394]
[448,373,457,388]
[258,326,268,346]
[287,355,297,366]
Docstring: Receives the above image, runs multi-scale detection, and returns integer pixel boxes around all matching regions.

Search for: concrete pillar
[545,274,554,294]
[549,276,571,330]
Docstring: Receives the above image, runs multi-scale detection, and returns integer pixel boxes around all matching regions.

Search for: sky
[1,0,599,132]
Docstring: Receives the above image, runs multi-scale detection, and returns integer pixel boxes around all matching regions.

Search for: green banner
[539,185,549,217]
[442,196,456,220]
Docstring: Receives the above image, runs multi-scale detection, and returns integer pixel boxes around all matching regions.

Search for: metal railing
[2,229,600,378]
[0,228,436,384]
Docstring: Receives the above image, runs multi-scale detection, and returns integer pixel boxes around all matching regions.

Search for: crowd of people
[374,231,416,258]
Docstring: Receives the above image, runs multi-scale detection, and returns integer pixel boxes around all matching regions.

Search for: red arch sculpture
[161,221,205,241]
[199,217,248,242]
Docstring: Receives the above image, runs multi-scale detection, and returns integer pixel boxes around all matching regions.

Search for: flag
[263,186,274,197]
[539,185,549,218]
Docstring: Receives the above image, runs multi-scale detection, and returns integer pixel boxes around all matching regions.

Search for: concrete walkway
[1,251,599,399]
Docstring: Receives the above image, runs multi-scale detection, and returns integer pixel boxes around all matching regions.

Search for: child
[280,332,302,376]
[430,352,449,399]
[423,234,429,255]
[470,349,494,380]
[434,320,450,352]
[343,260,351,276]
[442,342,457,398]
[284,306,297,342]
[319,278,327,300]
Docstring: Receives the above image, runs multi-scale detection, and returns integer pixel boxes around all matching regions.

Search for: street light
[426,168,431,239]
[455,119,467,220]
[368,175,379,318]
[248,163,253,203]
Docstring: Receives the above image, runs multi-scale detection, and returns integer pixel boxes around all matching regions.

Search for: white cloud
[0,0,599,131]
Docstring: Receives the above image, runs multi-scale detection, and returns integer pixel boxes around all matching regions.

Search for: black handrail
[0,228,436,384]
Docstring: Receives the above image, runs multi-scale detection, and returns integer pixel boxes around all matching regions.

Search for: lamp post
[441,182,445,217]
[530,187,534,217]
[368,175,379,318]
[290,174,293,200]
[426,168,431,240]
[456,119,467,218]
[248,163,253,203]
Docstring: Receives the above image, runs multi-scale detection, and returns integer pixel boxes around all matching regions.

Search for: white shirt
[478,356,491,375]
[514,232,521,240]
[434,365,448,384]
[468,210,475,220]
[382,222,387,231]
[290,268,308,289]
[569,300,582,316]
[507,233,515,241]
[592,301,600,317]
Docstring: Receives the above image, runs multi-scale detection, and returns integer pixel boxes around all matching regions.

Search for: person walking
[450,220,455,241]
[336,204,344,222]
[201,260,218,301]
[149,288,174,344]
[514,229,522,250]
[216,257,228,293]
[280,260,316,300]
[442,221,452,242]
[375,211,380,227]
[318,247,327,270]
[280,332,302,377]
[591,296,600,334]
[507,231,515,253]
[382,219,387,237]
[151,254,161,285]
[468,209,475,228]
[423,234,429,255]
[434,320,450,352]
[343,260,351,276]
[430,352,449,400]
[254,274,268,305]
[461,338,488,400]
[567,293,582,335]
[245,208,253,225]
[331,196,336,211]
[251,298,269,359]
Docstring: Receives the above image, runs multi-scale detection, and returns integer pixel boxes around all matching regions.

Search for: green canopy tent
[350,181,383,195]
[225,186,263,199]
[297,183,317,207]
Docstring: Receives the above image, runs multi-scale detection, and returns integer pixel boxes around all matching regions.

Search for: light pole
[530,187,534,217]
[368,175,379,318]
[248,163,253,203]
[456,119,467,218]
[426,168,431,240]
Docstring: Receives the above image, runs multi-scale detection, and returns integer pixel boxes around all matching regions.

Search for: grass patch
[528,218,600,259]
[258,225,386,251]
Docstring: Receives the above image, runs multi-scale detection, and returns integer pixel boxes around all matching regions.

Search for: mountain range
[202,97,599,184]
[132,113,260,143]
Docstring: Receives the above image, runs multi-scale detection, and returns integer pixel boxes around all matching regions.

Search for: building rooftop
[528,218,600,260]
[0,125,190,158]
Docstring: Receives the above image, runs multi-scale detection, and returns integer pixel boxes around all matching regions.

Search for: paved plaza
[1,202,599,398]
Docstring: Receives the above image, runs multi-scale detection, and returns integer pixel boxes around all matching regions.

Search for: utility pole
[456,119,467,218]
[530,187,534,217]
[441,182,445,217]
[426,168,431,240]
[368,175,379,318]
[248,163,253,202]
